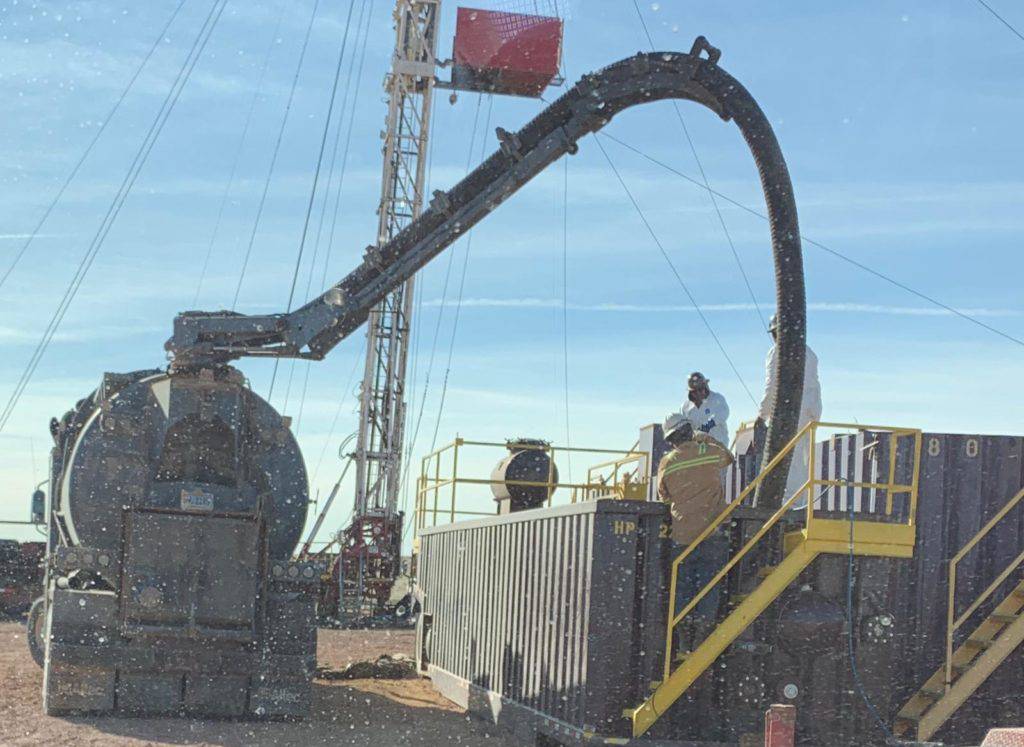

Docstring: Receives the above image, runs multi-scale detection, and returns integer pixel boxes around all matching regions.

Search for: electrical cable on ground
[974,0,1024,43]
[599,131,1024,350]
[630,0,767,332]
[230,0,323,312]
[192,0,288,308]
[0,0,228,435]
[271,0,361,406]
[593,136,760,408]
[0,0,188,295]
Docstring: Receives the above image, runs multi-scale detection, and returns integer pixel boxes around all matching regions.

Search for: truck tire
[26,596,44,668]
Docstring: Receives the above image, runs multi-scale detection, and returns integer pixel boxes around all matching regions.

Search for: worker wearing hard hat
[681,371,730,447]
[657,412,734,647]
[757,314,823,507]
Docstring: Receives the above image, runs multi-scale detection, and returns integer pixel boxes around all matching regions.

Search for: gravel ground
[0,621,520,746]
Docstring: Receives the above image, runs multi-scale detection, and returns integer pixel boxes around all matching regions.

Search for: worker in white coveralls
[757,314,822,507]
[681,371,730,448]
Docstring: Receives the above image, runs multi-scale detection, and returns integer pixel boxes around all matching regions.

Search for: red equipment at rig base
[452,7,562,97]
[339,514,403,611]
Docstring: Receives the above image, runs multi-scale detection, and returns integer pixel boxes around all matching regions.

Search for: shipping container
[416,499,667,743]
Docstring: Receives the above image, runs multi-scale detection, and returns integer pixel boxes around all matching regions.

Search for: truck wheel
[27,596,45,668]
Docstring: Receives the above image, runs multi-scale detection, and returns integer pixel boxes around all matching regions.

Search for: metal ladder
[895,487,1024,742]
[628,422,923,738]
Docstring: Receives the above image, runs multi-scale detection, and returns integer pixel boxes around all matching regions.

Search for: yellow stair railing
[629,422,922,738]
[895,486,1024,742]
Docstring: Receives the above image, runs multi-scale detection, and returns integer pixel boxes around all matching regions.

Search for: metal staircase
[895,487,1024,742]
[629,422,923,738]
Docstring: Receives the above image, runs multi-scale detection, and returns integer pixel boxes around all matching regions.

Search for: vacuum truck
[36,370,319,716]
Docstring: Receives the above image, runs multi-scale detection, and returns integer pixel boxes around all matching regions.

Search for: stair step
[964,638,992,650]
[952,662,973,674]
[990,613,1019,625]
[921,687,946,699]
[757,565,778,579]
[896,715,920,726]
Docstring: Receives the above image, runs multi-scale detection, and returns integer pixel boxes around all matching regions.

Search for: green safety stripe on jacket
[663,454,721,476]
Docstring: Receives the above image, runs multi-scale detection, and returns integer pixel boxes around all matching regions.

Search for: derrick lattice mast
[346,0,439,617]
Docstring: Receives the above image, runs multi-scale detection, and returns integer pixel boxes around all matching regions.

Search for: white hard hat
[663,412,695,439]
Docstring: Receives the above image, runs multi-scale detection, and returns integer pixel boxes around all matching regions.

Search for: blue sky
[1,1,1022,543]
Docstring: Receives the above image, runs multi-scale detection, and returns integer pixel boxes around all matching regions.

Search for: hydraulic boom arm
[166,38,807,507]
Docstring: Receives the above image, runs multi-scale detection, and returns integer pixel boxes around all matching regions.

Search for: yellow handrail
[944,486,1024,688]
[413,437,651,540]
[662,421,921,682]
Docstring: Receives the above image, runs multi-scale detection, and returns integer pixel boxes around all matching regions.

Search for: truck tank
[38,367,319,717]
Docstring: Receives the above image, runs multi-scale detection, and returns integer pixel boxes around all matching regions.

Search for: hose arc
[324,37,806,504]
[571,38,806,505]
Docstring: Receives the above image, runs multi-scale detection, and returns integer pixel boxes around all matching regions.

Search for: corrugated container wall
[415,500,667,743]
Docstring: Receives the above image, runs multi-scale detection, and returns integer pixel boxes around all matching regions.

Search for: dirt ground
[0,621,521,746]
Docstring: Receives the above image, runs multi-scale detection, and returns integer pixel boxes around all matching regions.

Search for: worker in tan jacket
[657,412,734,645]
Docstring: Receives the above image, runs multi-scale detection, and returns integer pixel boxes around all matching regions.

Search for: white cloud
[0,322,164,344]
[421,297,1022,318]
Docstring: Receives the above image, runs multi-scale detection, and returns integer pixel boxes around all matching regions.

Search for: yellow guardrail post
[806,423,817,531]
[433,446,442,529]
[886,431,899,516]
[450,439,460,524]
[547,442,556,507]
[910,431,922,527]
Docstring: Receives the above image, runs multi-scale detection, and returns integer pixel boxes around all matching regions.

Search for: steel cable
[631,0,767,331]
[317,0,376,296]
[293,0,374,432]
[594,136,760,408]
[0,0,229,435]
[403,94,486,473]
[289,0,367,429]
[191,0,289,308]
[600,131,1024,350]
[230,0,323,311]
[272,0,361,405]
[427,95,496,455]
[0,0,189,295]
[974,0,1024,43]
[561,156,573,480]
